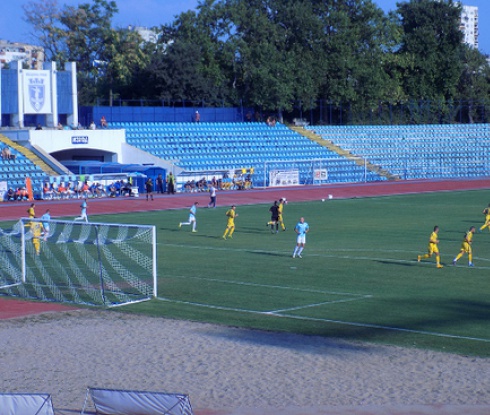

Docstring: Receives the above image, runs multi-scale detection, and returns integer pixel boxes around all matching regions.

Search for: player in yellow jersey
[277,198,287,231]
[222,205,238,239]
[26,219,44,256]
[27,203,36,219]
[417,225,443,268]
[452,226,476,267]
[478,203,490,233]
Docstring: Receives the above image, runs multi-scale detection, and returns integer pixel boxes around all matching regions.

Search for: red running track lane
[0,298,75,320]
[1,178,490,222]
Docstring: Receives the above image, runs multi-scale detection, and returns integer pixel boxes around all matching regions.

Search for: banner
[23,70,52,114]
[313,168,328,182]
[269,169,299,187]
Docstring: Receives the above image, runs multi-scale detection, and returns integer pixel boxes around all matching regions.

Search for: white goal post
[262,157,369,187]
[0,218,157,307]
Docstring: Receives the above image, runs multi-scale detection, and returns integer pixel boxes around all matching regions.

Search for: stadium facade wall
[80,105,246,125]
[0,61,77,128]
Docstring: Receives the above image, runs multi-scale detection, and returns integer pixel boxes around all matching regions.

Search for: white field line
[159,245,490,342]
[270,296,372,314]
[164,274,371,313]
[156,296,490,343]
[167,274,367,297]
[162,243,490,268]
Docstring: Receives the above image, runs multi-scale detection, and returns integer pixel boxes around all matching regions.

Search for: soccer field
[2,190,490,356]
[83,189,490,357]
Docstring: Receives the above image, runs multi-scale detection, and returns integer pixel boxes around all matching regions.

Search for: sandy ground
[1,309,489,415]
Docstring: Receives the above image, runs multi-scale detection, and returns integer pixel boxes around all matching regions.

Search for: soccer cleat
[452,260,456,266]
[469,262,474,267]
[178,223,182,228]
[478,229,482,233]
[192,230,197,233]
[417,255,421,262]
[298,255,302,258]
[437,264,443,268]
[222,235,226,240]
[292,255,295,258]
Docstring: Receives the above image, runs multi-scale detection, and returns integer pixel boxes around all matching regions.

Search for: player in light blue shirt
[292,217,309,258]
[179,202,199,232]
[41,209,51,241]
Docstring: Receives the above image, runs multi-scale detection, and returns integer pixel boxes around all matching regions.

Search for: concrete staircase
[0,134,59,176]
[290,126,400,181]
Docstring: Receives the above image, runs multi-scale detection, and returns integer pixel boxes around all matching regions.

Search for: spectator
[6,188,16,201]
[57,122,63,130]
[35,124,43,130]
[167,172,176,194]
[197,177,207,192]
[194,111,201,123]
[89,182,99,197]
[121,180,132,196]
[156,174,164,194]
[80,181,91,198]
[1,146,11,160]
[66,182,76,198]
[109,182,118,198]
[43,183,53,200]
[50,182,60,199]
[57,182,69,199]
[89,121,96,130]
[96,182,107,197]
[100,115,108,128]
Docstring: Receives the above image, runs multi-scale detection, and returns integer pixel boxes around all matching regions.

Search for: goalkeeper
[417,225,443,268]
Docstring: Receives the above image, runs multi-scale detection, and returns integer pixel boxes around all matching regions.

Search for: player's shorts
[461,242,472,253]
[428,243,439,255]
[296,234,306,244]
[188,214,196,222]
[227,219,235,227]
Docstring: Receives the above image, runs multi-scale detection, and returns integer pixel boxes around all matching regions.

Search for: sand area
[1,309,489,415]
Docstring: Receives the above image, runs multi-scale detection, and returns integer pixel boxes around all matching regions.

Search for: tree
[456,46,490,123]
[23,0,66,63]
[23,0,148,105]
[396,0,464,102]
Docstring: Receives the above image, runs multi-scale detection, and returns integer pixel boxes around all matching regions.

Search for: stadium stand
[120,121,383,188]
[306,124,490,180]
[1,122,489,200]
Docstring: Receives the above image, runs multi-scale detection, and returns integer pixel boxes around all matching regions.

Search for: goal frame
[1,218,158,307]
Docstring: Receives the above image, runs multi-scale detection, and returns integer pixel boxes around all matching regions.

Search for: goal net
[0,218,157,307]
[261,157,371,187]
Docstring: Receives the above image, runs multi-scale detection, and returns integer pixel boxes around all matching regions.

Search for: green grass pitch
[7,190,490,356]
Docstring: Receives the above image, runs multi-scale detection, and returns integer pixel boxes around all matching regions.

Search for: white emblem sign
[23,70,52,114]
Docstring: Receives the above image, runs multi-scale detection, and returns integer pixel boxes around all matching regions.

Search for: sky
[0,0,488,55]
